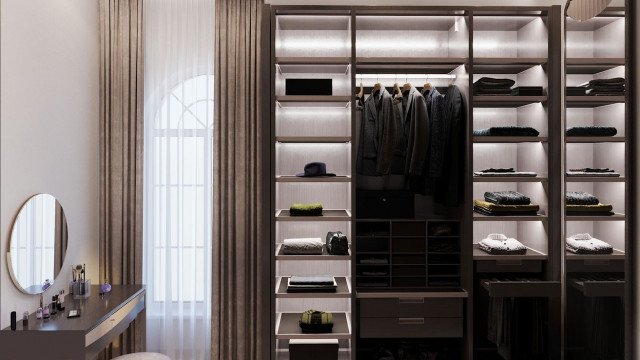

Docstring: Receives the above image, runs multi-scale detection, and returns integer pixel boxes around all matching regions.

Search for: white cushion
[112,353,171,360]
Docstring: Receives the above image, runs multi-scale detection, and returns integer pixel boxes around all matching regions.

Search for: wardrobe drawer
[475,259,542,273]
[359,317,463,338]
[360,298,462,318]
[481,279,561,297]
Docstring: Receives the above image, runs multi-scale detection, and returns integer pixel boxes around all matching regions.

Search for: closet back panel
[276,183,351,210]
[566,182,625,214]
[277,298,350,313]
[473,104,548,137]
[566,65,625,86]
[472,64,549,89]
[473,16,548,58]
[275,221,351,244]
[276,143,352,176]
[276,15,351,57]
[355,16,469,58]
[276,107,351,137]
[474,221,548,254]
[474,143,548,176]
[565,221,625,252]
[566,143,625,177]
[566,17,624,58]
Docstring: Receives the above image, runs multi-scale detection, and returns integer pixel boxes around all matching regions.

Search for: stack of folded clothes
[565,191,614,216]
[478,233,528,255]
[299,309,334,333]
[287,276,337,293]
[511,86,544,96]
[289,202,323,216]
[582,77,625,96]
[473,168,538,177]
[473,77,515,95]
[567,86,586,96]
[282,238,323,255]
[566,126,617,137]
[566,233,614,254]
[473,126,540,137]
[473,191,540,216]
[566,167,620,177]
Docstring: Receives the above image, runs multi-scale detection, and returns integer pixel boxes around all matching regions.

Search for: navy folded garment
[474,127,540,137]
[566,126,617,137]
[566,191,599,205]
[474,77,516,88]
[484,191,531,205]
[587,77,625,87]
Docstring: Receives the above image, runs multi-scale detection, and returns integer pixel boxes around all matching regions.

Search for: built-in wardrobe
[264,5,629,360]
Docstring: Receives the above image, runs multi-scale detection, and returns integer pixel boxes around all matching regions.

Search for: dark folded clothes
[474,171,538,177]
[566,211,615,216]
[360,258,388,264]
[586,89,625,96]
[587,77,625,87]
[474,77,516,88]
[289,203,323,216]
[566,126,617,137]
[474,200,539,213]
[473,127,540,137]
[474,88,513,95]
[300,323,334,333]
[566,203,614,215]
[478,167,515,173]
[484,191,531,205]
[570,167,616,173]
[474,207,539,216]
[567,87,586,96]
[511,86,544,96]
[287,285,337,293]
[289,275,334,285]
[566,191,599,205]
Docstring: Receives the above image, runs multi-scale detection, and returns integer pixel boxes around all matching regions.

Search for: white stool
[112,353,171,360]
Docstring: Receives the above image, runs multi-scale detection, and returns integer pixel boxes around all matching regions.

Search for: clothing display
[473,77,515,95]
[473,200,539,216]
[566,126,617,137]
[581,77,625,96]
[289,203,323,216]
[325,231,349,255]
[473,168,538,177]
[511,86,544,96]
[473,126,540,137]
[357,88,397,176]
[299,310,334,333]
[478,234,528,255]
[565,191,600,205]
[566,203,614,216]
[566,233,614,254]
[484,191,531,205]
[282,238,323,255]
[296,162,336,177]
[287,276,337,293]
[567,167,620,177]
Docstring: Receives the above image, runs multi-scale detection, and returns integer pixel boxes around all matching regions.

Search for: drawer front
[360,298,462,318]
[360,317,463,338]
[476,260,542,273]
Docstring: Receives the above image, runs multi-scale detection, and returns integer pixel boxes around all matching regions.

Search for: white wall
[0,0,99,328]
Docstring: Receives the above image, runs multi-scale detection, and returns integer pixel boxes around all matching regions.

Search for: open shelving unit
[564,8,627,360]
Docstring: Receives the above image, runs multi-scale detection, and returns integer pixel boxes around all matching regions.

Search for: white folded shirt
[282,238,323,255]
[479,233,528,253]
[566,233,613,253]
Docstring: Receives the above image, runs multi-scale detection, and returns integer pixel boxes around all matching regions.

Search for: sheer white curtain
[143,0,214,359]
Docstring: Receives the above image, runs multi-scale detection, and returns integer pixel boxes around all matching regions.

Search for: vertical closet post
[349,9,357,359]
[267,6,277,359]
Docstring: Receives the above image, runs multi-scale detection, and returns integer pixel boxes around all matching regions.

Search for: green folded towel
[299,309,333,325]
[289,203,323,216]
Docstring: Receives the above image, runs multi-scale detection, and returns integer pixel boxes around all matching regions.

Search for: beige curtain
[212,0,269,358]
[99,0,145,357]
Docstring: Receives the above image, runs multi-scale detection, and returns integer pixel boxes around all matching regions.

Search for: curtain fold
[212,0,269,358]
[99,0,145,357]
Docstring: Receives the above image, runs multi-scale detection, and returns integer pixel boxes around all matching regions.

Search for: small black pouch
[286,79,332,95]
[325,231,349,255]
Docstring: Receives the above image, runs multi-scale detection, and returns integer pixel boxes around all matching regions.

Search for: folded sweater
[474,77,516,88]
[282,238,323,255]
[289,203,323,216]
[478,234,528,255]
[566,191,599,205]
[566,126,617,137]
[484,191,531,205]
[474,200,540,214]
[566,233,613,254]
[566,203,614,215]
[474,127,540,137]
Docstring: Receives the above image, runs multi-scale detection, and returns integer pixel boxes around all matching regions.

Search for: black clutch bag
[326,231,349,255]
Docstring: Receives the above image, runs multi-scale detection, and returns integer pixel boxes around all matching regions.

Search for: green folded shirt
[299,309,333,325]
[289,203,323,216]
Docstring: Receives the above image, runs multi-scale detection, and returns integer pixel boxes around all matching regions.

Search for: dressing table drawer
[86,290,145,346]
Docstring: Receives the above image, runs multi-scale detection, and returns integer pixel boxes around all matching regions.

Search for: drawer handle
[398,318,424,325]
[398,298,425,304]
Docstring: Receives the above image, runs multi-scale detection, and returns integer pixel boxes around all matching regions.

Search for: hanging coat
[356,88,397,176]
[393,86,429,176]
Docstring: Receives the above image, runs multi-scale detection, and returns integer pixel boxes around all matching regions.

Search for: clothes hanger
[373,74,381,95]
[393,82,402,100]
[357,81,364,99]
[402,82,412,95]
[422,75,433,95]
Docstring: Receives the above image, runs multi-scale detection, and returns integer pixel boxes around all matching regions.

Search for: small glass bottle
[42,304,50,319]
[35,307,43,319]
[22,311,29,327]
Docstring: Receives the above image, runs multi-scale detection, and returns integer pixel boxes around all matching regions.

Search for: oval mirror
[7,194,68,294]
[566,0,613,21]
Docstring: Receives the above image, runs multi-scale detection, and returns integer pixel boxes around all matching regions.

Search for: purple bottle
[100,279,112,294]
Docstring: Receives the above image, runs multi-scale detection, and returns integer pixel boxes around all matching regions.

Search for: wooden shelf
[473,245,547,261]
[275,136,351,143]
[276,95,351,108]
[276,57,351,74]
[473,176,547,182]
[473,213,547,221]
[275,209,351,221]
[355,57,467,74]
[276,57,351,65]
[276,276,351,298]
[276,312,351,339]
[566,96,625,107]
[276,175,352,183]
[275,244,351,260]
[473,95,546,107]
[565,213,626,221]
[565,176,625,183]
[566,58,625,74]
[473,57,547,74]
[565,249,625,261]
[473,136,546,143]
[565,136,625,143]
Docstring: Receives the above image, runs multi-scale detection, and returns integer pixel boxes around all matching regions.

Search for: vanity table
[0,285,145,360]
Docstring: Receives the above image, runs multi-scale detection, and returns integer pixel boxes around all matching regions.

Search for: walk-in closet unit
[264,5,630,360]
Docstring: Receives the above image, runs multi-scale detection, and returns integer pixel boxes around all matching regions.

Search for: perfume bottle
[22,311,29,327]
[50,296,58,315]
[56,290,65,311]
[42,305,50,319]
[100,279,112,294]
[36,307,43,319]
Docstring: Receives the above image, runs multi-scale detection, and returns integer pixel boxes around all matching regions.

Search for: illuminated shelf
[566,96,625,107]
[565,213,625,221]
[566,57,625,74]
[275,136,351,143]
[473,176,547,182]
[473,95,546,107]
[276,175,351,182]
[276,95,351,108]
[473,57,547,73]
[275,276,351,298]
[275,209,351,221]
[276,312,351,339]
[473,136,546,143]
[473,213,547,221]
[276,57,351,74]
[473,244,547,261]
[565,136,625,143]
[355,57,467,74]
[565,176,625,183]
[275,244,351,260]
[565,249,625,261]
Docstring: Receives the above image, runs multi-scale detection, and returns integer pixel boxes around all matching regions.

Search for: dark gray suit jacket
[357,88,397,175]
